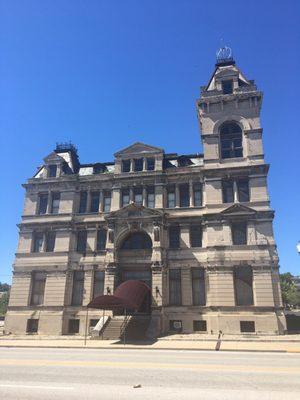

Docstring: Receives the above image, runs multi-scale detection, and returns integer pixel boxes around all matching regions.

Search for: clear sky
[0,0,299,283]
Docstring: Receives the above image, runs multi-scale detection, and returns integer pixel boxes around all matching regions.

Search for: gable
[114,142,163,157]
[221,203,256,216]
[43,152,65,164]
[106,203,163,220]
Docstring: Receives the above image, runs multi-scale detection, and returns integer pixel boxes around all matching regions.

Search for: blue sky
[0,0,299,283]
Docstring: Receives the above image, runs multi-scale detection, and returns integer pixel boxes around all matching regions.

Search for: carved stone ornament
[105,262,117,274]
[108,227,114,243]
[151,261,164,273]
[153,222,160,242]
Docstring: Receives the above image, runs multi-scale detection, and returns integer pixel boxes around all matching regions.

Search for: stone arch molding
[213,115,252,135]
[115,225,153,251]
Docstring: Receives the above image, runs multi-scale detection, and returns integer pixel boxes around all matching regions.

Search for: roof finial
[216,42,234,66]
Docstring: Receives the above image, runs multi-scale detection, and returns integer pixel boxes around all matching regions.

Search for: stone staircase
[98,316,130,340]
[94,314,152,341]
[123,315,151,340]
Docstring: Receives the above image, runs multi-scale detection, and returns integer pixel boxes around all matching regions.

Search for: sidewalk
[0,334,299,353]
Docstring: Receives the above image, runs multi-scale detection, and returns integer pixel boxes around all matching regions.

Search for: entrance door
[122,270,152,314]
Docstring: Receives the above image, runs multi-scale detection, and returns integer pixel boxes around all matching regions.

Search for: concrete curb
[0,344,298,353]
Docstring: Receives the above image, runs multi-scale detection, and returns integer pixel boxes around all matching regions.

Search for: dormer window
[122,160,131,173]
[48,165,57,178]
[146,158,155,171]
[134,158,143,172]
[222,80,233,94]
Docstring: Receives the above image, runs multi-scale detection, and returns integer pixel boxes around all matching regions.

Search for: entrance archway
[117,230,153,314]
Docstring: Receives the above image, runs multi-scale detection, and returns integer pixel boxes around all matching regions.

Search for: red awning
[87,280,151,311]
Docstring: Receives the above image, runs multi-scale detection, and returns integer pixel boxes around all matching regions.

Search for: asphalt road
[0,347,299,399]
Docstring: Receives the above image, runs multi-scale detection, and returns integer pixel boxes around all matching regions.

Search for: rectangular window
[235,266,253,306]
[93,271,105,298]
[222,180,234,203]
[90,191,100,212]
[103,191,111,212]
[193,320,207,332]
[76,230,87,253]
[71,271,85,306]
[37,193,48,215]
[193,183,202,207]
[68,319,80,334]
[27,319,39,333]
[147,158,155,171]
[179,184,190,207]
[134,158,143,171]
[121,189,130,207]
[192,268,206,306]
[232,222,247,245]
[190,225,202,248]
[48,164,57,178]
[45,231,56,252]
[134,187,143,206]
[122,160,131,173]
[222,80,233,94]
[147,186,155,208]
[169,269,181,306]
[97,229,107,251]
[32,232,43,253]
[237,179,250,202]
[50,192,60,214]
[169,226,180,249]
[30,272,46,305]
[78,191,88,214]
[167,186,175,208]
[240,321,255,333]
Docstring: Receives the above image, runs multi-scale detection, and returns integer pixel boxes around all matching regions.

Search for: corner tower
[196,47,286,334]
[197,46,264,166]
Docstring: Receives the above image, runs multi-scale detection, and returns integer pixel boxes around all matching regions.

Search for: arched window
[121,231,152,250]
[220,122,243,159]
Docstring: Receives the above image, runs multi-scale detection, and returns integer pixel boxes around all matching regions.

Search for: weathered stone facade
[5,53,286,336]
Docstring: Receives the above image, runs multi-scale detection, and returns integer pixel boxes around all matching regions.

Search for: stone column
[155,184,164,208]
[142,187,147,207]
[130,188,134,202]
[180,224,190,248]
[87,229,97,253]
[181,267,192,306]
[233,180,238,203]
[104,263,117,295]
[189,181,194,207]
[175,184,180,208]
[83,269,93,306]
[111,187,120,211]
[151,262,163,308]
[130,159,134,172]
[86,190,92,213]
[99,190,104,212]
[143,158,147,171]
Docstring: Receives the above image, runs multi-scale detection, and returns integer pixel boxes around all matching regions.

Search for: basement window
[193,320,207,332]
[27,319,39,334]
[68,319,80,334]
[240,321,255,333]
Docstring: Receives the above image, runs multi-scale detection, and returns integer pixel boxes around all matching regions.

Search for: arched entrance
[117,230,152,314]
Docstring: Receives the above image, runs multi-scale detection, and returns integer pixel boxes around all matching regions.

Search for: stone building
[5,50,286,337]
